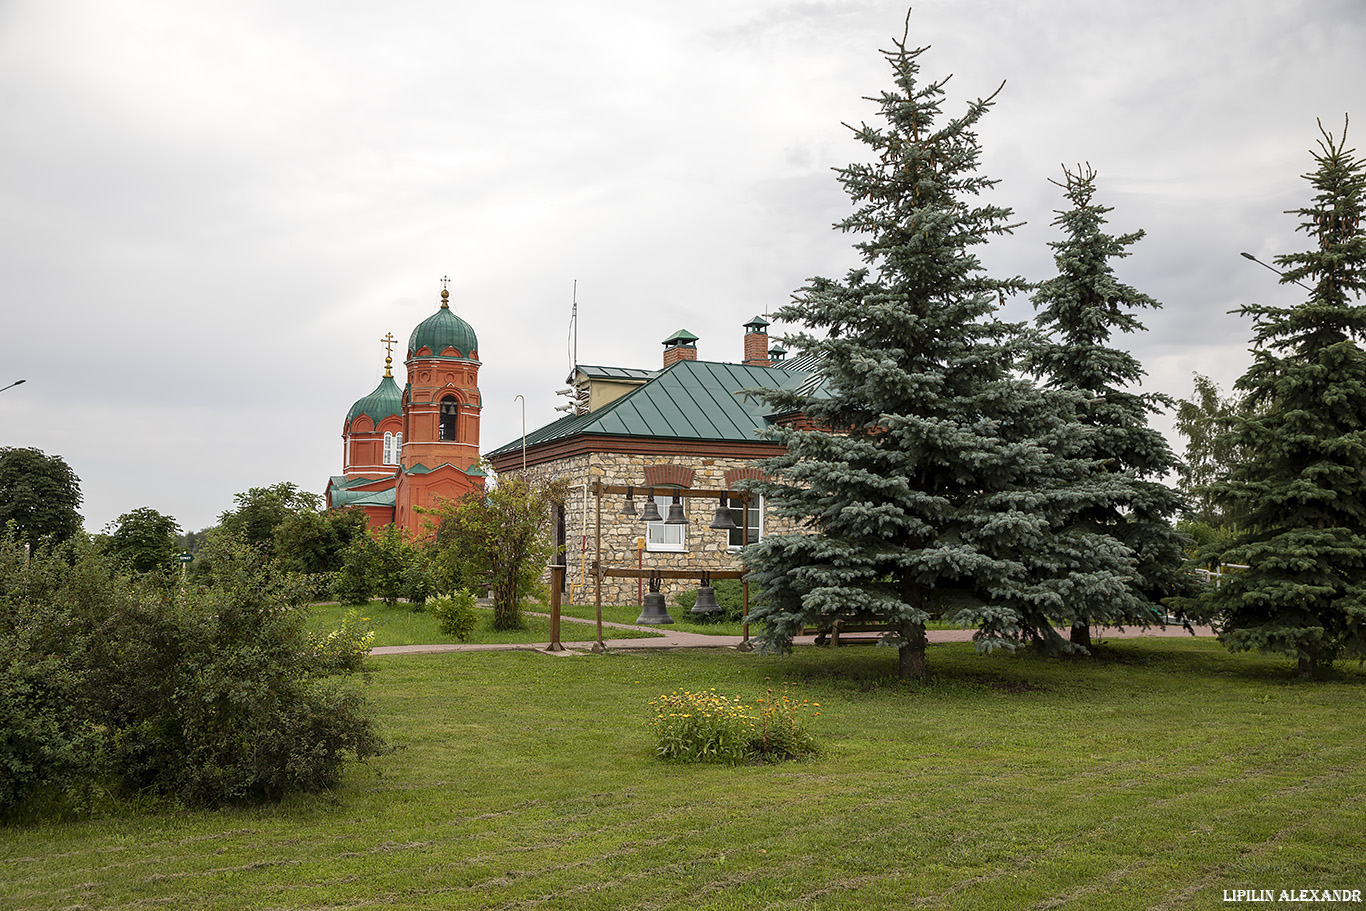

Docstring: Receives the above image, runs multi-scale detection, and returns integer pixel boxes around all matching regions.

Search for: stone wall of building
[498,450,800,608]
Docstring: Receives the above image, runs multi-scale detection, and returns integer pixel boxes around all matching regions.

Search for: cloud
[0,0,1361,531]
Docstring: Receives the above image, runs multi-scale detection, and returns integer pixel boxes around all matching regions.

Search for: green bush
[305,609,375,673]
[649,683,818,765]
[0,531,384,818]
[429,590,480,641]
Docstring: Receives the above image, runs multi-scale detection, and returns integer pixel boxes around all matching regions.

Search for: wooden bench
[801,617,899,647]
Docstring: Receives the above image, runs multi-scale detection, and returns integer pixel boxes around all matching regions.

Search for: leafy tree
[0,447,83,549]
[1173,373,1253,525]
[217,482,322,558]
[102,507,181,577]
[429,477,567,630]
[1025,165,1194,646]
[742,20,1142,677]
[1193,118,1366,678]
[272,507,369,576]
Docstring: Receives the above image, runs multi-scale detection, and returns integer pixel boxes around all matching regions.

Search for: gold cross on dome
[380,332,397,376]
[441,275,450,291]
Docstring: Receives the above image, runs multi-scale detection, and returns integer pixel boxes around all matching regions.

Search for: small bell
[665,492,687,525]
[623,485,638,518]
[640,488,663,522]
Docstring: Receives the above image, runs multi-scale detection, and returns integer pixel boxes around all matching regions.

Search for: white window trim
[645,492,686,553]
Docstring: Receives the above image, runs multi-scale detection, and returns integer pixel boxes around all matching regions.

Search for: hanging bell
[665,492,687,525]
[691,585,721,617]
[640,488,663,522]
[636,591,675,625]
[709,493,737,530]
[622,485,638,518]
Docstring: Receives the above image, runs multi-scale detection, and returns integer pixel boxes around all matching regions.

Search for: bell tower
[393,278,485,530]
[401,279,481,467]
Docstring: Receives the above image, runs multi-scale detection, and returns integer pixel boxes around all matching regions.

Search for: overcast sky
[2,0,1362,534]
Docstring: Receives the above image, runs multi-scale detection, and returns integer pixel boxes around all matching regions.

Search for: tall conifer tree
[1198,118,1366,677]
[1026,166,1193,647]
[744,20,1141,677]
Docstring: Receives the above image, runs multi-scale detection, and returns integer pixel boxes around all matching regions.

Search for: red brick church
[326,281,486,533]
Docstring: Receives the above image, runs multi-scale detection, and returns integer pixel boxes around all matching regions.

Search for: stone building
[485,318,816,605]
[327,283,486,533]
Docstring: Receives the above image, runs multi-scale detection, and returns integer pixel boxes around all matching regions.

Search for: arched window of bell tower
[439,396,459,442]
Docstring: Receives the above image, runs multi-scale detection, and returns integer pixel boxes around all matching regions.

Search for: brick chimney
[662,329,699,368]
[742,316,770,367]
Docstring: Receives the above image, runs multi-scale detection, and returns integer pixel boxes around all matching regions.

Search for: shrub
[0,531,384,818]
[650,683,818,764]
[752,681,819,761]
[429,590,480,641]
[650,689,756,764]
[305,609,375,674]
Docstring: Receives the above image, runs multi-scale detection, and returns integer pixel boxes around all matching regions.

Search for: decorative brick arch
[643,464,695,489]
[724,467,766,487]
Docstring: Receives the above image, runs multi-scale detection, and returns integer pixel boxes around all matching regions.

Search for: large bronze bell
[636,572,674,625]
[636,592,675,625]
[691,585,722,617]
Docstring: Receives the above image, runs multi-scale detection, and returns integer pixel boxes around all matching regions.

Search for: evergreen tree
[1197,118,1366,678]
[743,21,1141,678]
[1025,165,1194,647]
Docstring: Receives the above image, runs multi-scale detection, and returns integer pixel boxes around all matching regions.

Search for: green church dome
[408,288,478,360]
[346,374,403,426]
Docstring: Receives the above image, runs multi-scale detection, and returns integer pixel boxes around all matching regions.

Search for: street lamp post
[0,380,25,393]
[1240,252,1312,291]
[513,394,526,470]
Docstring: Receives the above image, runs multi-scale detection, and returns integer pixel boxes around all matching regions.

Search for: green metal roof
[346,375,403,425]
[487,358,817,457]
[570,364,657,382]
[328,475,397,509]
[409,304,478,360]
[405,461,487,477]
[744,315,770,330]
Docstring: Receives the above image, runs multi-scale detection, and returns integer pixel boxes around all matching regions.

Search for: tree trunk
[898,625,926,680]
[898,575,927,680]
[1070,621,1092,650]
[1297,645,1318,680]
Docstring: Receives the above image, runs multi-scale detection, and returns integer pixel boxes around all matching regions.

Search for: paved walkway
[369,613,1216,657]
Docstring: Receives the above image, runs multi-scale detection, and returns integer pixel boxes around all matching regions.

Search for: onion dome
[346,375,403,425]
[408,287,478,360]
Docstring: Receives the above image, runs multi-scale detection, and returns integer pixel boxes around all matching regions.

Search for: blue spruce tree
[1196,118,1366,678]
[1026,165,1195,648]
[743,21,1142,678]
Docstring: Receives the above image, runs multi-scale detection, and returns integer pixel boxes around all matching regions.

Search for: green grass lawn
[5,638,1365,909]
[309,599,664,647]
